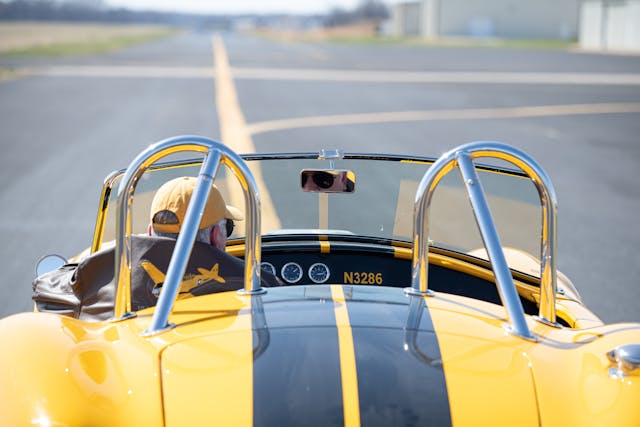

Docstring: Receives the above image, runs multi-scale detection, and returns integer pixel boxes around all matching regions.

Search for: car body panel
[0,312,164,426]
[154,285,538,426]
[15,282,638,426]
[158,286,637,427]
[4,138,640,426]
[5,272,640,426]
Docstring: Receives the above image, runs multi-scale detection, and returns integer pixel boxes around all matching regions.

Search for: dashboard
[260,251,409,287]
[249,241,540,316]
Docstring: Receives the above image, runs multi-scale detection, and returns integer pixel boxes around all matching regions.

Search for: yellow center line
[318,192,329,229]
[246,102,640,136]
[212,34,281,232]
[330,285,361,427]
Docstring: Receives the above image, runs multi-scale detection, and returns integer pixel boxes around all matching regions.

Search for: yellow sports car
[1,135,638,426]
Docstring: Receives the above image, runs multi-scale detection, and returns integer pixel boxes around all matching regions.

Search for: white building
[390,0,579,40]
[579,0,640,52]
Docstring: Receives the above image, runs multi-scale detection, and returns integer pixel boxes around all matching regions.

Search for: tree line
[0,0,389,27]
[0,0,232,27]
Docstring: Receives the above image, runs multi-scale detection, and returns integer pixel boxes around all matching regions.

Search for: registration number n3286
[343,272,383,285]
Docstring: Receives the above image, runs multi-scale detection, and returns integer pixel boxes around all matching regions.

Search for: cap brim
[225,205,244,221]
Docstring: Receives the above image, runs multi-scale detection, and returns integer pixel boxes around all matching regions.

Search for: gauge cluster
[256,249,411,287]
[261,260,330,284]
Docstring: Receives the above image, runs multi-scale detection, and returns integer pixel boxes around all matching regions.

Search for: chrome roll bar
[407,141,559,340]
[110,136,264,334]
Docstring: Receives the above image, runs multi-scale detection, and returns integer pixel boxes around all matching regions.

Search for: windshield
[98,154,542,275]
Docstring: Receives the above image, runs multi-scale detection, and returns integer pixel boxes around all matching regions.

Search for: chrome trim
[410,141,559,340]
[318,149,344,160]
[607,344,640,378]
[404,286,434,297]
[35,254,68,278]
[318,149,344,169]
[109,311,137,323]
[109,135,262,331]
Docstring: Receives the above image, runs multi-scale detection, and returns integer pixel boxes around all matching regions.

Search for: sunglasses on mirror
[311,171,335,189]
[225,218,235,238]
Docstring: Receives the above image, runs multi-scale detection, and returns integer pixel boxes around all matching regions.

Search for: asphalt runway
[1,30,639,323]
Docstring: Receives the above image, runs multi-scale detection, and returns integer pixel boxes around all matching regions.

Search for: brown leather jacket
[33,235,281,321]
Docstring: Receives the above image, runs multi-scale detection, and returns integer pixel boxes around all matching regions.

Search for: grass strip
[254,30,575,50]
[6,28,176,56]
[325,36,575,50]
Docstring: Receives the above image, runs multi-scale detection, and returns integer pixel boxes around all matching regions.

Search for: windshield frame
[90,152,539,284]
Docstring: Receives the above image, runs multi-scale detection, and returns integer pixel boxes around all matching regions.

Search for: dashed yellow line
[212,35,281,232]
[247,103,640,135]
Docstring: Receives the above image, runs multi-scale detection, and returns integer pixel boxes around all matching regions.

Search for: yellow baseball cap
[150,176,243,234]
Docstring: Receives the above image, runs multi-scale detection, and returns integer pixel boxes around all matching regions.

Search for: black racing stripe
[252,288,345,427]
[347,293,452,427]
[256,286,338,328]
[339,286,411,330]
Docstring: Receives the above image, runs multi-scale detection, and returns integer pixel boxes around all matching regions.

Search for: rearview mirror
[301,170,355,193]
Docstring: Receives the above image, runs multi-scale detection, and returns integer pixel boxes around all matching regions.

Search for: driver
[149,176,243,251]
[136,176,280,302]
[33,176,280,321]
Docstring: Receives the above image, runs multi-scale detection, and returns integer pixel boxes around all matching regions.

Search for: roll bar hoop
[406,141,559,340]
[110,136,264,335]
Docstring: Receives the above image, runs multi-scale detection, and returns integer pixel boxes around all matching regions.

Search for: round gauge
[308,263,330,284]
[281,262,303,284]
[261,262,276,276]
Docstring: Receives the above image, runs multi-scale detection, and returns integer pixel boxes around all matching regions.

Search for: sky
[104,0,365,15]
